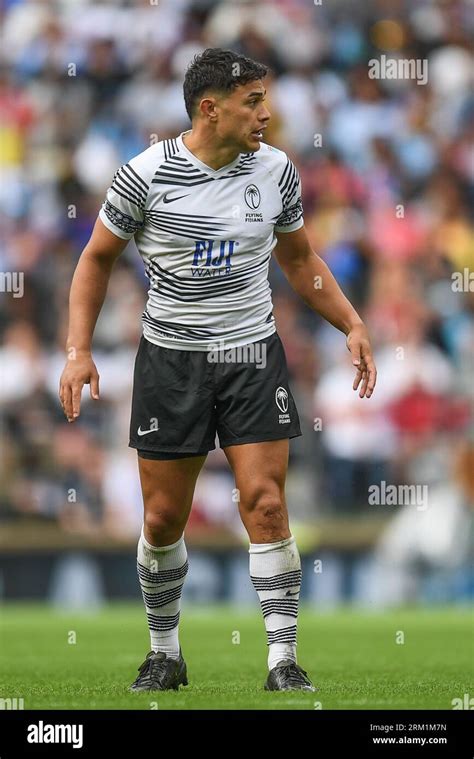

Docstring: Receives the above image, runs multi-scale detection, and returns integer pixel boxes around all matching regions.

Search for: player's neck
[182,128,241,171]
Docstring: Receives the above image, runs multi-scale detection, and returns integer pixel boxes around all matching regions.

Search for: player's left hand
[346,323,377,398]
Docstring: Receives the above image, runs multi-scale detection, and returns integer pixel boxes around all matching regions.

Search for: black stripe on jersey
[146,256,269,300]
[117,165,147,201]
[282,177,299,207]
[155,160,204,176]
[275,158,303,227]
[151,171,257,188]
[143,318,207,342]
[142,312,217,339]
[161,157,204,173]
[163,138,179,162]
[110,164,149,208]
[143,314,266,344]
[225,154,257,174]
[278,158,295,192]
[126,163,148,191]
[148,275,253,303]
[158,168,204,178]
[152,173,214,188]
[146,266,254,303]
[170,153,256,177]
[110,184,143,210]
[151,152,256,188]
[146,213,231,239]
[279,159,299,206]
[148,253,269,291]
[112,171,147,209]
[218,169,255,180]
[149,279,251,304]
[167,152,255,167]
[147,210,230,223]
[147,270,253,303]
[143,315,213,339]
[166,154,191,163]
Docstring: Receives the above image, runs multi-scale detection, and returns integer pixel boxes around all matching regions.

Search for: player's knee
[241,487,285,520]
[144,508,184,544]
[241,490,288,542]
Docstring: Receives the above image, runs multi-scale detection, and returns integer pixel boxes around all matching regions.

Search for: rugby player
[59,48,376,693]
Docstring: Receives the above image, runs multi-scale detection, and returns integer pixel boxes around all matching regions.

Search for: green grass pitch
[0,604,472,710]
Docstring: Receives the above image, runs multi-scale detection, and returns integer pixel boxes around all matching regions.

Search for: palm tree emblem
[245,184,261,209]
[275,386,289,413]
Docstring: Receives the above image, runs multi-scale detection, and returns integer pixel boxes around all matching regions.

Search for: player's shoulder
[124,140,171,183]
[253,142,297,179]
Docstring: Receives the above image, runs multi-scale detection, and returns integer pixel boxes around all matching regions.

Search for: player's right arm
[59,218,128,422]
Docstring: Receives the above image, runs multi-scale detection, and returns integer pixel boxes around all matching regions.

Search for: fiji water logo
[191,239,237,277]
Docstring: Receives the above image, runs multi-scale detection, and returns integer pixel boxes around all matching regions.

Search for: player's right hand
[59,351,100,422]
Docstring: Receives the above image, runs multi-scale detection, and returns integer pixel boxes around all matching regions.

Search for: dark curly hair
[183,48,268,121]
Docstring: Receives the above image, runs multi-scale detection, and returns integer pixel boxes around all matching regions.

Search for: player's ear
[200,96,218,121]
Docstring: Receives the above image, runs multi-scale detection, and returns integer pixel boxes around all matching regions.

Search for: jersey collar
[177,130,244,176]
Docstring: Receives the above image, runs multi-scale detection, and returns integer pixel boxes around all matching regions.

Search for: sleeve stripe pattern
[111,164,149,209]
[278,158,300,207]
[102,200,144,234]
[275,156,303,230]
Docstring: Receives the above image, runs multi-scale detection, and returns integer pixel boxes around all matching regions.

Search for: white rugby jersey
[99,131,304,350]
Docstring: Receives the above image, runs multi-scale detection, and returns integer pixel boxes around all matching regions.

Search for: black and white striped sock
[249,535,301,671]
[137,527,188,659]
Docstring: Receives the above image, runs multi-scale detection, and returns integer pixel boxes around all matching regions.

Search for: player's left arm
[274,225,377,398]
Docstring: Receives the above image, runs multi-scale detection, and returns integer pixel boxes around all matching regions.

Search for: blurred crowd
[0,0,473,563]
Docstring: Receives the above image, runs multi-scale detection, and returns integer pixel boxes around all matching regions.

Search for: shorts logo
[275,386,289,413]
[137,418,159,436]
[275,386,290,424]
[137,427,156,436]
